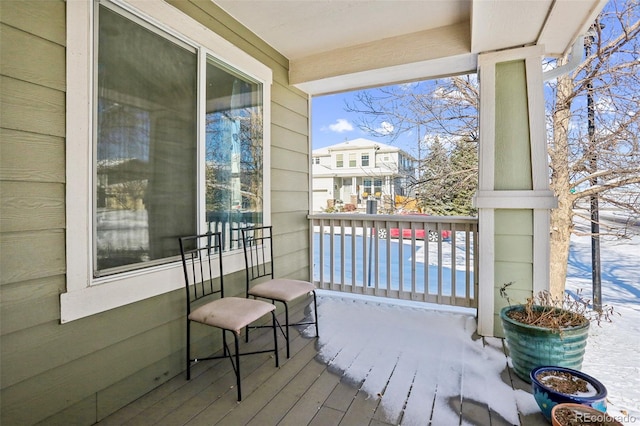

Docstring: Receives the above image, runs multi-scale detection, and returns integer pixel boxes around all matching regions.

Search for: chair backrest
[179,232,224,314]
[241,226,275,287]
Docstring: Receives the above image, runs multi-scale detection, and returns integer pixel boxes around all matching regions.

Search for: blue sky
[311,89,417,154]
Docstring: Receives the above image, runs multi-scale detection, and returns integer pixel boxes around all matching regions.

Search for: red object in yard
[388,214,451,241]
[388,227,451,241]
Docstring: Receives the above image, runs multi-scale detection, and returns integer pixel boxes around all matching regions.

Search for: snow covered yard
[566,230,640,424]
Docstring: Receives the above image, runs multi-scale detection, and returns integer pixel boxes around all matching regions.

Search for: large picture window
[95,4,198,275]
[62,0,272,322]
[93,2,264,277]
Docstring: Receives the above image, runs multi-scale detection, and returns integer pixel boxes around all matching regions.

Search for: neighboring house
[0,0,605,424]
[312,138,416,212]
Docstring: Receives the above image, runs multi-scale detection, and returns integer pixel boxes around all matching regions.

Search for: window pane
[95,4,197,275]
[374,179,383,196]
[205,57,263,250]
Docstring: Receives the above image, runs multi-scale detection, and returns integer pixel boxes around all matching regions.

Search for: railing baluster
[451,228,457,304]
[361,221,365,291]
[424,228,430,301]
[330,221,336,288]
[465,224,471,307]
[398,227,403,296]
[351,221,357,293]
[437,227,443,305]
[373,220,379,292]
[318,219,325,286]
[386,225,391,298]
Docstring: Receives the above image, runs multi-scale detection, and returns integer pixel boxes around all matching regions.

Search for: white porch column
[474,46,558,337]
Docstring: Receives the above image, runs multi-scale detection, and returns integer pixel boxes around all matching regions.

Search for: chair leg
[312,290,319,337]
[284,302,290,358]
[186,320,191,380]
[272,312,279,368]
[234,333,242,401]
[222,329,228,356]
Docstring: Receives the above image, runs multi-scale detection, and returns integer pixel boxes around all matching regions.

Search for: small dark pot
[531,366,607,421]
[500,305,589,383]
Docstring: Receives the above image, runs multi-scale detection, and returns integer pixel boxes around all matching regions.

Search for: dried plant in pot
[551,403,623,426]
[499,284,615,383]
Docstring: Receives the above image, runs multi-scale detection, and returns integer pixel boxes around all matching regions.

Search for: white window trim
[62,0,272,323]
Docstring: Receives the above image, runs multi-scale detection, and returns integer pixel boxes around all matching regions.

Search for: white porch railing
[308,213,479,309]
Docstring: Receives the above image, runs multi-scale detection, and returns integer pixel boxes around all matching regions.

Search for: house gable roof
[312,138,403,156]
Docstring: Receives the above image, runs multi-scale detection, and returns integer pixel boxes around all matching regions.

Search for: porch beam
[290,22,475,95]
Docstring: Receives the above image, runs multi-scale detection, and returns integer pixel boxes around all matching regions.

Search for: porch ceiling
[213,0,607,95]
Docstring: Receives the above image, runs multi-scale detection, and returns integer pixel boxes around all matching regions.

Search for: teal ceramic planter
[500,305,590,383]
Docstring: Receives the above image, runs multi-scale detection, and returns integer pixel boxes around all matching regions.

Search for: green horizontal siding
[0,23,66,91]
[0,128,65,183]
[0,0,311,424]
[0,181,65,232]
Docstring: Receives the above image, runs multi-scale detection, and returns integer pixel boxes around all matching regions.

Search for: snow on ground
[306,226,640,425]
[565,229,640,424]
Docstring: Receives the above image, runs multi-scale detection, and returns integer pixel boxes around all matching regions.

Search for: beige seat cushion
[188,297,275,335]
[249,278,315,302]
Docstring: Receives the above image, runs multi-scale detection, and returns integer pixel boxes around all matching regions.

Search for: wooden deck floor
[97,300,549,426]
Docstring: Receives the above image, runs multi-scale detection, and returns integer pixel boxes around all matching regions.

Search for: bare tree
[548,0,640,297]
[345,0,640,297]
[345,75,479,213]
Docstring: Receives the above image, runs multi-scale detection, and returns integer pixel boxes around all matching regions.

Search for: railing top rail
[308,213,478,224]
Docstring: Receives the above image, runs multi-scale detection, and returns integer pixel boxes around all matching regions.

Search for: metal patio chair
[179,232,279,401]
[241,226,319,358]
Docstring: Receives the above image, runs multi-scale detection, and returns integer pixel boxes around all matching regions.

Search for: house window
[95,4,199,275]
[361,153,369,167]
[94,2,263,277]
[313,157,320,164]
[336,154,343,168]
[64,0,272,322]
[374,179,383,197]
[363,178,372,195]
[349,153,356,167]
[204,58,263,245]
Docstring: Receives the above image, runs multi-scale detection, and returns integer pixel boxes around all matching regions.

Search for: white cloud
[376,121,394,135]
[595,96,616,114]
[399,82,419,91]
[328,118,353,133]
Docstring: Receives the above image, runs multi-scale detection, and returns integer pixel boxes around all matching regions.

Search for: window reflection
[95,4,198,275]
[205,58,263,250]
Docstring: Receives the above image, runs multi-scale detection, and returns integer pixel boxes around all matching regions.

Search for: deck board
[278,368,341,426]
[338,388,380,426]
[308,406,344,426]
[371,353,416,424]
[97,299,550,426]
[323,378,362,413]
